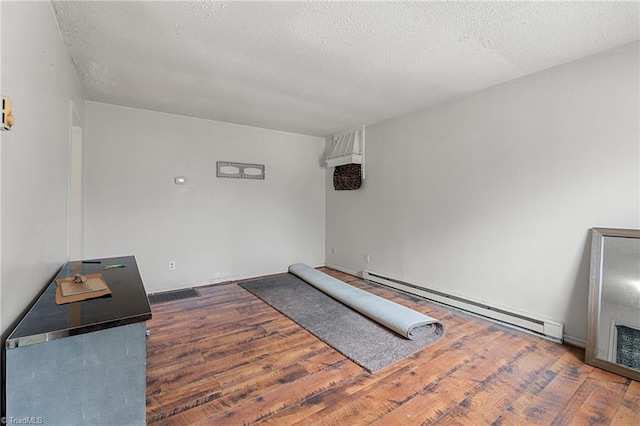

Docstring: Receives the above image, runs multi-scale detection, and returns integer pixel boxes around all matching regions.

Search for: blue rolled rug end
[289,263,443,340]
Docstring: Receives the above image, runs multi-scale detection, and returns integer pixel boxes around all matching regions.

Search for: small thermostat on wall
[2,97,15,131]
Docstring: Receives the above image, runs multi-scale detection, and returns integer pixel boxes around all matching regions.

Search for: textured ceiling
[52,1,639,137]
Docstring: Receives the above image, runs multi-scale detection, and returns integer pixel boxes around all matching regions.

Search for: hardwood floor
[145,268,638,425]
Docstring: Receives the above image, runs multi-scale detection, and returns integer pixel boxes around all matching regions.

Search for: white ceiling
[51,1,639,137]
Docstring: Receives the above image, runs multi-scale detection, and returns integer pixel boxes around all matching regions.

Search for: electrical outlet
[168,261,176,271]
[364,254,370,263]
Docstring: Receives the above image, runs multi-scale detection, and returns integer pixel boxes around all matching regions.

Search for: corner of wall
[1,1,86,336]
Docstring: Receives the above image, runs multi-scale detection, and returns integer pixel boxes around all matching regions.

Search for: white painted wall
[1,1,84,335]
[0,0,3,337]
[83,102,325,293]
[326,42,640,344]
[68,125,84,260]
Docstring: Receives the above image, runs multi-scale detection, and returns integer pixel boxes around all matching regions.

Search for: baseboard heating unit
[362,270,564,342]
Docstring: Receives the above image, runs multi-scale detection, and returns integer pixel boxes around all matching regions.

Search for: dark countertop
[5,255,152,349]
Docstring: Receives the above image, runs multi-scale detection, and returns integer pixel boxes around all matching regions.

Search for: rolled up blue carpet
[289,263,442,340]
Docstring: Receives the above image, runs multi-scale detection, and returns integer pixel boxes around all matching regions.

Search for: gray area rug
[239,274,445,373]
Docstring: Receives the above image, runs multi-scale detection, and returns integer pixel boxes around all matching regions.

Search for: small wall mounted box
[2,97,15,131]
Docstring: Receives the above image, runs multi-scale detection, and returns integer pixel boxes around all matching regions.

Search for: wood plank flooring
[146,268,638,425]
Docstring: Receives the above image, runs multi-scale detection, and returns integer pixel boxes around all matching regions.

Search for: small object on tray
[73,274,87,284]
[54,273,112,304]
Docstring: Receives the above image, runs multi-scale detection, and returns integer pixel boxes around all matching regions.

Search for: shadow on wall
[566,230,593,346]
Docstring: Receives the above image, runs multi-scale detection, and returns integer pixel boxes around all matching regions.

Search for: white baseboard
[363,269,564,342]
[563,334,586,348]
[324,263,361,277]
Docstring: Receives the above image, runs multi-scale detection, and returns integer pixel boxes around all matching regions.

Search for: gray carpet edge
[241,283,375,372]
[239,274,445,373]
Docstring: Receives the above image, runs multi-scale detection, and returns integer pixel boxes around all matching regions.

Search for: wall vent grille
[148,288,200,305]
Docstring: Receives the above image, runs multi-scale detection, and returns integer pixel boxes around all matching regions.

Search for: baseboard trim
[363,269,564,342]
[324,263,361,277]
[563,334,586,348]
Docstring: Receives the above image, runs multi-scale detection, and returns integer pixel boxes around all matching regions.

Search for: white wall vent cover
[363,270,564,342]
[216,161,265,180]
[326,126,364,168]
